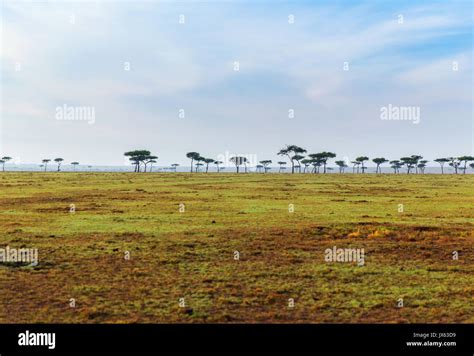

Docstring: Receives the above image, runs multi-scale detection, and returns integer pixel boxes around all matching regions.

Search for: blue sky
[1,0,472,166]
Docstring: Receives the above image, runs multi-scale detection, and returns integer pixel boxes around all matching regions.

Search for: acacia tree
[277,161,286,173]
[411,155,423,174]
[372,157,388,174]
[54,158,64,172]
[311,152,336,173]
[277,145,306,174]
[148,159,157,172]
[204,158,214,173]
[300,159,311,173]
[292,154,305,173]
[214,161,223,172]
[390,160,402,174]
[71,162,79,171]
[470,162,474,171]
[355,156,369,173]
[124,150,153,172]
[418,160,428,174]
[1,156,11,172]
[259,160,272,173]
[335,160,347,173]
[458,156,474,174]
[309,156,324,173]
[171,163,179,172]
[351,161,360,173]
[186,152,200,173]
[434,158,450,174]
[195,155,205,172]
[256,164,263,173]
[42,159,51,172]
[230,156,246,173]
[400,157,416,174]
[448,157,460,174]
[143,155,158,173]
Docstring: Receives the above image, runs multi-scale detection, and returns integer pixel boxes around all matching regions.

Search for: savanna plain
[0,173,472,323]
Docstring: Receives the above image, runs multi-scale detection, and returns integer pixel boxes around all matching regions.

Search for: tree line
[121,147,474,174]
[0,147,472,174]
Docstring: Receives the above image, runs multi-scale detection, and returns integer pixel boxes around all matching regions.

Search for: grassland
[0,172,472,323]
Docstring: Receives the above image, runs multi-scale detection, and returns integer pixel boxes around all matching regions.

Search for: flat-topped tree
[355,156,369,173]
[186,152,200,173]
[372,158,388,174]
[351,161,360,174]
[278,145,306,174]
[458,156,474,174]
[214,161,223,172]
[411,155,423,174]
[194,155,205,173]
[148,159,157,172]
[42,159,51,172]
[259,160,272,173]
[389,160,402,174]
[54,158,64,172]
[311,152,336,173]
[171,163,179,172]
[400,157,417,174]
[277,161,286,173]
[1,156,11,172]
[300,159,311,173]
[230,156,247,173]
[124,150,152,172]
[71,162,79,171]
[448,157,460,174]
[256,164,263,173]
[335,160,347,173]
[434,158,450,174]
[204,158,214,173]
[418,160,429,174]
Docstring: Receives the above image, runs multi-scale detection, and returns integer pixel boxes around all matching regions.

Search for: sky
[1,0,473,167]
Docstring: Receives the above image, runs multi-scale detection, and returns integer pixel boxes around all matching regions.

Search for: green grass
[0,172,472,323]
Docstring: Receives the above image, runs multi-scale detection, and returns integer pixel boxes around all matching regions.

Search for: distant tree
[389,160,402,174]
[230,156,247,173]
[372,157,388,174]
[309,155,324,173]
[148,159,157,172]
[310,152,336,173]
[458,156,474,174]
[470,162,474,171]
[448,157,461,174]
[410,155,423,174]
[355,156,369,173]
[186,152,200,173]
[195,155,205,173]
[204,158,214,173]
[1,156,11,172]
[300,159,311,173]
[434,158,450,174]
[171,163,179,172]
[54,158,64,172]
[335,160,347,173]
[277,145,306,174]
[124,150,152,172]
[259,160,272,173]
[143,155,158,173]
[42,159,51,172]
[277,161,286,173]
[417,160,428,174]
[195,162,204,172]
[71,162,79,171]
[214,161,223,172]
[256,164,263,173]
[400,156,416,174]
[351,161,360,174]
[88,165,92,171]
[292,154,305,173]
